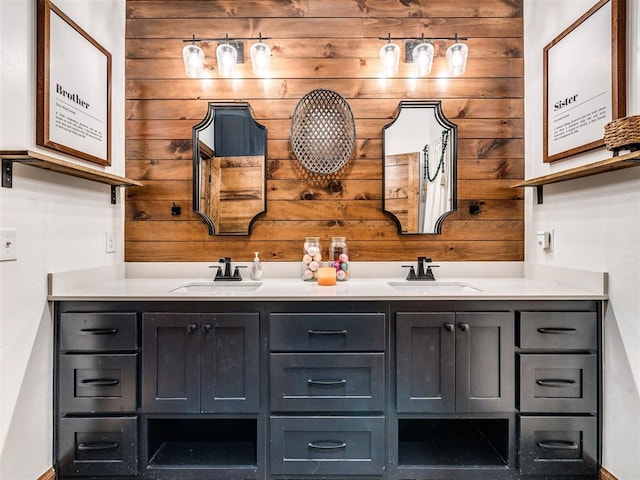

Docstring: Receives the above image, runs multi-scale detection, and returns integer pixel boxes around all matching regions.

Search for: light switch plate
[105,231,115,253]
[0,229,18,261]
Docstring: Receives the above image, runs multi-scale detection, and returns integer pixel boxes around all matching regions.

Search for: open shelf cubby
[398,418,509,467]
[147,418,257,468]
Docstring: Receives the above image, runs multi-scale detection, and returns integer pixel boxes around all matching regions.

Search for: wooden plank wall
[125,0,524,262]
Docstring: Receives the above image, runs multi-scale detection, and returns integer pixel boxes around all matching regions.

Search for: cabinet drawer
[58,416,138,476]
[518,312,597,350]
[519,354,597,412]
[60,313,137,352]
[519,416,597,475]
[270,353,384,412]
[59,354,137,413]
[270,313,385,351]
[270,416,385,475]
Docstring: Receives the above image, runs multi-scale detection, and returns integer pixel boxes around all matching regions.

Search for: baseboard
[600,467,619,480]
[37,468,55,480]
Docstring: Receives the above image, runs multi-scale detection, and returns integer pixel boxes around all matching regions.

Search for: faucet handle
[402,265,417,281]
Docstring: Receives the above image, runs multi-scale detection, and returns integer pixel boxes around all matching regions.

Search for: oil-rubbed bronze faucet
[402,256,439,281]
[212,257,244,281]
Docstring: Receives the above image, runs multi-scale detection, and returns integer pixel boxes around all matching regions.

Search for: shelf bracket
[2,158,12,188]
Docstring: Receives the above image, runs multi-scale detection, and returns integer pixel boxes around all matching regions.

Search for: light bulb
[446,42,468,77]
[216,43,238,77]
[379,42,400,77]
[412,42,434,76]
[250,41,271,77]
[182,44,204,78]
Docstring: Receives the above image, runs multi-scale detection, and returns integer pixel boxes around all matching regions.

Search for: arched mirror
[192,102,267,235]
[383,100,457,234]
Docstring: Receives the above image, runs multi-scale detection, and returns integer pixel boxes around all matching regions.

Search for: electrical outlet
[105,231,116,253]
[0,229,18,261]
[536,230,553,252]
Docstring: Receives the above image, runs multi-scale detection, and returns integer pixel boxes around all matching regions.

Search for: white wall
[524,1,640,478]
[0,1,125,479]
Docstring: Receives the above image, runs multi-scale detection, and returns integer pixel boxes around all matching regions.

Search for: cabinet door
[142,313,200,413]
[455,312,514,412]
[200,313,260,413]
[396,312,455,412]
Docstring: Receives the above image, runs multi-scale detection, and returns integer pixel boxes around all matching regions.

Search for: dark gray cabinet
[142,312,259,413]
[396,311,514,413]
[54,299,601,480]
[56,312,139,477]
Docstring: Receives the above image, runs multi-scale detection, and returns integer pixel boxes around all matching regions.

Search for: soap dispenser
[250,252,263,281]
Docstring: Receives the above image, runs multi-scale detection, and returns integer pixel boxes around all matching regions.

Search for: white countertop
[48,262,608,302]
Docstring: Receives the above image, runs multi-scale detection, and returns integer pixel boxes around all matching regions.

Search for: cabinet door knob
[202,324,212,333]
[459,323,469,332]
[444,323,454,332]
[187,324,197,333]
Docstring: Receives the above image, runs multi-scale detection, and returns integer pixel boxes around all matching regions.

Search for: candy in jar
[329,237,349,281]
[301,237,322,281]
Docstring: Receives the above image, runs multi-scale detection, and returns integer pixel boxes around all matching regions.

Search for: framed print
[543,0,626,163]
[36,0,112,166]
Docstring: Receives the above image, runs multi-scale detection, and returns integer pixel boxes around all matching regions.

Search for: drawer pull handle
[459,323,470,332]
[444,323,454,332]
[308,440,347,450]
[308,329,348,336]
[80,328,118,335]
[537,327,578,334]
[187,324,198,333]
[307,379,347,387]
[80,378,120,386]
[536,379,577,387]
[537,440,579,450]
[78,441,120,451]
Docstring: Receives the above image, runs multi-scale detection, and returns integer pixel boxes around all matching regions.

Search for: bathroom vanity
[50,270,604,480]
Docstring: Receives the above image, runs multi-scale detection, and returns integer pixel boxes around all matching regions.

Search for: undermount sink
[387,281,481,294]
[171,281,262,294]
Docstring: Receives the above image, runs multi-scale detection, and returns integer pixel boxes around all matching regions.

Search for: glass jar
[329,237,349,281]
[301,237,322,281]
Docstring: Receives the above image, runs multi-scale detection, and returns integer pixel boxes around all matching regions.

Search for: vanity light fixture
[181,33,272,78]
[380,33,469,77]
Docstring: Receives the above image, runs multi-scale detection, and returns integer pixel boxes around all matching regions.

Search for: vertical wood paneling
[125,0,524,262]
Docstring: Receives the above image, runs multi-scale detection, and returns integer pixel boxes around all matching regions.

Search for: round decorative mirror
[290,89,355,175]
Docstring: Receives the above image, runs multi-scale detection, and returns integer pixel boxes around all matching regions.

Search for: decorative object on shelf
[301,237,322,281]
[604,115,640,152]
[291,89,356,175]
[182,33,271,78]
[378,33,469,78]
[329,237,349,281]
[317,267,337,286]
[543,0,626,163]
[36,0,112,166]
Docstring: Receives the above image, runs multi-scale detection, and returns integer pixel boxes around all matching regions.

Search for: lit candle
[317,267,337,286]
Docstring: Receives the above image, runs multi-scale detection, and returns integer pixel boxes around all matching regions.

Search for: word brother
[56,84,90,109]
[554,94,578,112]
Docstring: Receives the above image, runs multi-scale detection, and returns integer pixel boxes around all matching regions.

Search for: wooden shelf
[512,150,640,203]
[1,149,142,204]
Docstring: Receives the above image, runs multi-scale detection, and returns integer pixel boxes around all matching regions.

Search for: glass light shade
[379,42,400,77]
[216,42,238,77]
[182,44,204,78]
[250,41,271,77]
[446,42,468,77]
[412,42,434,76]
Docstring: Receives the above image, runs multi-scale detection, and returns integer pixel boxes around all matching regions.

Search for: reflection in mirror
[383,101,457,234]
[192,102,267,235]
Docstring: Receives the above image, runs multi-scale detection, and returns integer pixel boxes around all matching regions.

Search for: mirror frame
[192,102,267,235]
[382,100,458,235]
